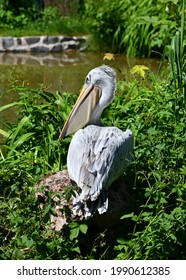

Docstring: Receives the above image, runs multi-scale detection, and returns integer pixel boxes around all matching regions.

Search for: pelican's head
[59,65,116,139]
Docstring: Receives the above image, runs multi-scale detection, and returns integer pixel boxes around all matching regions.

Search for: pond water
[0,51,163,125]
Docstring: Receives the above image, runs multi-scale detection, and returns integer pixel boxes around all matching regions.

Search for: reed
[166,0,186,114]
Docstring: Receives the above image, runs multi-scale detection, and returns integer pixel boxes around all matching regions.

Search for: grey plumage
[60,65,134,219]
[68,126,133,219]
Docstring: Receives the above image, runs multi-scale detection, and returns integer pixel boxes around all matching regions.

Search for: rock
[2,37,14,49]
[17,38,22,45]
[35,170,74,231]
[51,44,63,52]
[25,36,40,45]
[43,36,59,44]
[34,170,135,231]
[62,41,79,50]
[59,36,74,42]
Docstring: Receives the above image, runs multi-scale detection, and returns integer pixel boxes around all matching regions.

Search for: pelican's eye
[85,75,91,85]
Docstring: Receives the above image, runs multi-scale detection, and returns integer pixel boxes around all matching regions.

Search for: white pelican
[59,65,133,219]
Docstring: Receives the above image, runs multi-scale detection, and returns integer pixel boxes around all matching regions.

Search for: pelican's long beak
[59,83,101,140]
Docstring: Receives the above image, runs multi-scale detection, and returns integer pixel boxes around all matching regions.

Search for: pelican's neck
[87,106,104,126]
[88,88,114,127]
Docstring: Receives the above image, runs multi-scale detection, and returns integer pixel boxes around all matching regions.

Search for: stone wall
[0,36,87,52]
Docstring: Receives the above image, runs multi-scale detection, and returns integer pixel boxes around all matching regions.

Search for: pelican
[59,65,133,219]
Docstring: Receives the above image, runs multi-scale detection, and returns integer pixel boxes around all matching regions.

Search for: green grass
[0,17,88,37]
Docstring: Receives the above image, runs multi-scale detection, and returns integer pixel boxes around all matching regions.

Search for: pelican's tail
[72,191,108,219]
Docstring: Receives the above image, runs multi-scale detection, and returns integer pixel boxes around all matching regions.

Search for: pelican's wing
[67,125,133,217]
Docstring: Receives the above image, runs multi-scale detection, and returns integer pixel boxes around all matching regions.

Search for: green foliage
[103,19,186,257]
[105,74,186,259]
[165,1,186,110]
[0,63,186,259]
[0,0,184,57]
[0,181,85,259]
[69,222,88,241]
[31,7,88,36]
[0,6,29,29]
[84,0,183,56]
[5,0,35,15]
[0,85,89,260]
[0,13,186,259]
[0,5,88,36]
[0,85,75,174]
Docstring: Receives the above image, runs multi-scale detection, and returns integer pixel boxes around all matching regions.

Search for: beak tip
[59,129,66,140]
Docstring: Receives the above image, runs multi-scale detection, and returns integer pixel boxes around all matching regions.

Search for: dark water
[0,51,163,124]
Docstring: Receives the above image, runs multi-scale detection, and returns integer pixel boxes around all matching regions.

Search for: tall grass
[166,0,186,111]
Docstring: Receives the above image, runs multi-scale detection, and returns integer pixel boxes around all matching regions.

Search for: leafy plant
[165,0,186,111]
[0,10,186,258]
[69,222,88,241]
[102,50,185,258]
[0,85,74,174]
[0,84,89,260]
[84,0,183,56]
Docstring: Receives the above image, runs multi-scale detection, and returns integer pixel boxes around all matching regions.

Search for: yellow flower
[130,65,149,78]
[103,53,115,60]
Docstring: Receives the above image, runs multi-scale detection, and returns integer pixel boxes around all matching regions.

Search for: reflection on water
[0,51,163,124]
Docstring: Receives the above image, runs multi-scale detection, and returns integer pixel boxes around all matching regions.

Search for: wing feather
[67,125,133,204]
